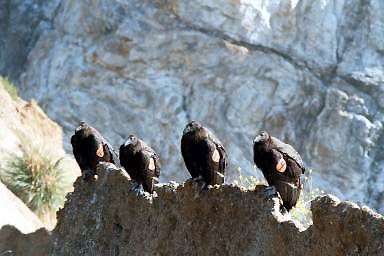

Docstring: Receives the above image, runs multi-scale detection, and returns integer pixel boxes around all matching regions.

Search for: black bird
[71,122,118,180]
[181,121,227,186]
[253,131,306,211]
[119,135,160,194]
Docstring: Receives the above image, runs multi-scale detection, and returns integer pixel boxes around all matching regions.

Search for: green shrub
[0,76,18,99]
[1,145,66,217]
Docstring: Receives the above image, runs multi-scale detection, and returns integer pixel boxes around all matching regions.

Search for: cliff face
[0,80,65,165]
[51,163,384,256]
[0,0,60,80]
[0,79,80,187]
[1,0,384,212]
[0,80,80,229]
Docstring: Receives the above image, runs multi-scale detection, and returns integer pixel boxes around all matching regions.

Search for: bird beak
[124,138,132,146]
[253,135,261,143]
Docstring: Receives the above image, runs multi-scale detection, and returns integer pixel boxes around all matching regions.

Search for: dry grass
[232,167,267,188]
[0,144,67,218]
[233,167,324,228]
[290,169,325,227]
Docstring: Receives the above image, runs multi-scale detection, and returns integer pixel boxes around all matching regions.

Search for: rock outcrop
[1,0,384,212]
[51,163,384,255]
[0,225,51,256]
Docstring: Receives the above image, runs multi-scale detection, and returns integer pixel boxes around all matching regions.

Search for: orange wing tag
[276,158,286,173]
[212,149,220,163]
[148,158,156,170]
[96,144,104,157]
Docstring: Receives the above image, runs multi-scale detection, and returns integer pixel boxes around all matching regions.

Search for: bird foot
[262,186,278,199]
[200,182,209,190]
[83,170,96,181]
[192,175,204,182]
[187,175,204,182]
[186,175,207,188]
[279,205,288,215]
[196,178,208,189]
[130,182,157,200]
[131,182,143,193]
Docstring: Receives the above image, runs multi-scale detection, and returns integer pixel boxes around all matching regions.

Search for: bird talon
[193,175,204,182]
[263,186,278,199]
[279,205,288,215]
[83,170,96,181]
[130,182,143,193]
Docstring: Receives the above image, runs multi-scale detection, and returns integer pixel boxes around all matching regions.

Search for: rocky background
[1,0,384,212]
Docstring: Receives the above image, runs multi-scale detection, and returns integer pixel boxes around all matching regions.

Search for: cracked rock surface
[0,226,51,256]
[1,0,384,212]
[51,163,384,255]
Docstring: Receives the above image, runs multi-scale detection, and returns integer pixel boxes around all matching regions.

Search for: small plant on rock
[1,144,66,217]
[0,76,18,99]
[233,167,324,228]
[232,166,267,189]
[290,169,325,227]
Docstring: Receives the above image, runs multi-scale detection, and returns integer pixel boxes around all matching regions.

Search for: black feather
[181,121,227,185]
[71,122,116,180]
[119,135,160,194]
[253,131,305,211]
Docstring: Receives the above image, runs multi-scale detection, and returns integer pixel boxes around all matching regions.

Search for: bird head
[75,121,88,133]
[253,131,270,144]
[124,135,138,147]
[183,120,202,135]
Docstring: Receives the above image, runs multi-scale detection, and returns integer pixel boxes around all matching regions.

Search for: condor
[119,135,160,194]
[181,121,227,186]
[253,131,306,211]
[71,122,118,180]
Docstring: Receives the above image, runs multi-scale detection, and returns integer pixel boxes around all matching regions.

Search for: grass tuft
[290,169,325,227]
[0,76,18,100]
[232,166,267,189]
[233,167,324,228]
[1,145,66,217]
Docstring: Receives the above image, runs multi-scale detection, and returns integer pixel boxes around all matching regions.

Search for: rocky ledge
[50,163,384,255]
